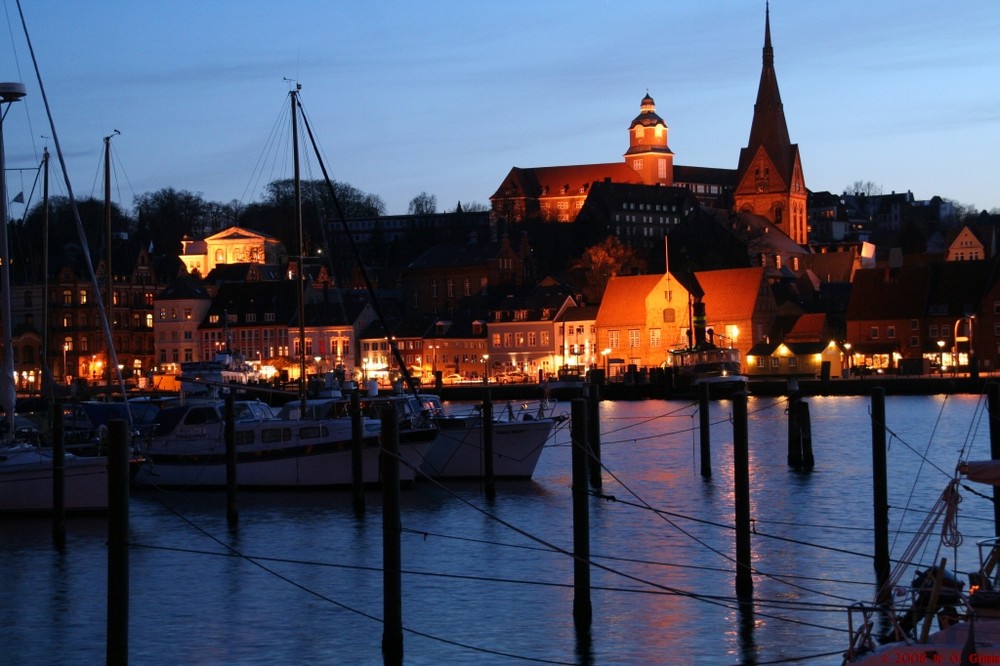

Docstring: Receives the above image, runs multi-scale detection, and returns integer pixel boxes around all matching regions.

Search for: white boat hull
[134,427,430,488]
[847,619,1000,664]
[421,417,557,479]
[0,446,108,512]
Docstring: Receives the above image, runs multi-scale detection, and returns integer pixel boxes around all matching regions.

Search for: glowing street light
[601,348,611,376]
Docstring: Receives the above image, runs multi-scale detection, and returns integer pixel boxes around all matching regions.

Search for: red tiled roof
[694,267,765,320]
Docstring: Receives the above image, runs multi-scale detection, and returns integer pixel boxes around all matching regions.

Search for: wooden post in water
[52,400,66,545]
[733,391,753,599]
[586,384,602,489]
[380,405,403,665]
[571,398,592,627]
[871,387,890,597]
[797,400,814,471]
[482,390,495,500]
[989,383,1000,535]
[224,393,238,527]
[351,390,365,515]
[787,391,802,469]
[106,419,129,665]
[699,381,711,478]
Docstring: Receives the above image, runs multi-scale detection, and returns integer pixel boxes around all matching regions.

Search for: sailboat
[0,82,111,512]
[134,85,434,487]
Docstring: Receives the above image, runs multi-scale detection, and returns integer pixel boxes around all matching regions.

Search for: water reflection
[1,395,996,663]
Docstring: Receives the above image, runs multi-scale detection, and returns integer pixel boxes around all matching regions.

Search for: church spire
[763,1,773,66]
[733,3,808,245]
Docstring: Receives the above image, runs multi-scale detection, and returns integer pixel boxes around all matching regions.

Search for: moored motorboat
[0,443,108,513]
[418,396,567,479]
[134,397,431,488]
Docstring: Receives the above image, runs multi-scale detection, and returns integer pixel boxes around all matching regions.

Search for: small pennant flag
[11,192,23,204]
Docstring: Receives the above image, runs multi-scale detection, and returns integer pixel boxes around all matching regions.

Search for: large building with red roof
[489,6,808,246]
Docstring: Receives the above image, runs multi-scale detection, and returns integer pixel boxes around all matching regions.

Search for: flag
[11,191,23,204]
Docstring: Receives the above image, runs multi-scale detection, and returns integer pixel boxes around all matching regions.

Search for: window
[886,326,896,339]
[910,319,919,331]
[628,329,640,348]
[540,331,550,346]
[609,330,620,349]
[662,309,675,323]
[264,313,275,322]
[79,289,88,305]
[929,324,938,337]
[62,290,72,305]
[910,336,919,347]
[463,278,471,297]
[145,313,153,328]
[430,281,438,298]
[63,336,73,352]
[528,332,537,346]
[447,279,454,298]
[649,329,661,347]
[770,357,780,368]
[870,327,879,340]
[492,333,501,347]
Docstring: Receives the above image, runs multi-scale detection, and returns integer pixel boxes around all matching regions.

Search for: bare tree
[408,192,437,215]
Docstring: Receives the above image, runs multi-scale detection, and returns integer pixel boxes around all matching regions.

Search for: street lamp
[937,339,945,375]
[601,348,611,377]
[482,353,490,384]
[843,342,851,376]
[314,355,322,376]
[63,343,69,379]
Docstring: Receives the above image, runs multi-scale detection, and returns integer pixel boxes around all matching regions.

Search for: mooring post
[107,419,130,665]
[586,384,602,488]
[224,393,238,527]
[989,383,1000,535]
[52,399,66,546]
[380,405,403,665]
[797,400,814,471]
[699,381,711,478]
[351,389,365,515]
[482,390,495,500]
[733,391,753,599]
[871,387,890,598]
[571,398,592,627]
[787,391,802,469]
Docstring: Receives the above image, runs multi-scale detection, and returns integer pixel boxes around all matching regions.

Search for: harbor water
[2,394,997,665]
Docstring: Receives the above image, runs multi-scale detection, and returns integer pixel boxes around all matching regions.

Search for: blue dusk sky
[2,1,999,217]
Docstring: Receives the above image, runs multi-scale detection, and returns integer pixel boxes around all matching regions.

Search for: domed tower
[733,4,808,245]
[624,93,674,186]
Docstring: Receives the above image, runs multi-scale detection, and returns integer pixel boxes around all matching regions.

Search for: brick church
[489,5,808,246]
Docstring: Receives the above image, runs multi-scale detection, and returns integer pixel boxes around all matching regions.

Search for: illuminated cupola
[624,92,674,186]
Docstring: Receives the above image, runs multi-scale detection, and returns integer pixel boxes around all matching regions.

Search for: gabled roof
[595,274,668,327]
[694,267,766,321]
[557,305,601,323]
[783,312,828,342]
[203,226,279,243]
[406,238,514,271]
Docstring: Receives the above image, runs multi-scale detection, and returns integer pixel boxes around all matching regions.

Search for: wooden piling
[351,390,365,515]
[787,392,802,469]
[571,398,592,627]
[482,390,495,500]
[380,405,403,665]
[106,419,129,665]
[871,387,890,597]
[52,400,66,545]
[733,391,753,599]
[224,393,238,527]
[699,382,711,478]
[587,384,602,488]
[797,401,814,471]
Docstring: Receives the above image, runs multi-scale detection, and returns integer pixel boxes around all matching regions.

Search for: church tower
[624,93,674,186]
[733,4,808,245]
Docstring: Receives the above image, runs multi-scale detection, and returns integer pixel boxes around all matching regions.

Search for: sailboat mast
[0,82,26,443]
[103,131,115,391]
[41,148,51,396]
[291,85,306,417]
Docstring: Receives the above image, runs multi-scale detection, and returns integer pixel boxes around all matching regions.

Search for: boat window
[184,408,221,426]
[236,431,255,446]
[261,428,291,444]
[299,426,326,440]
